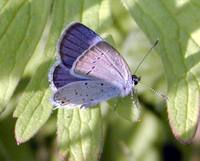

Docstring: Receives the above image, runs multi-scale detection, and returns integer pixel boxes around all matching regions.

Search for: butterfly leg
[79,102,90,109]
[80,102,98,109]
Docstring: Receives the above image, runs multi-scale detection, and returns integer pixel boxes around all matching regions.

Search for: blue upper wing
[58,22,102,69]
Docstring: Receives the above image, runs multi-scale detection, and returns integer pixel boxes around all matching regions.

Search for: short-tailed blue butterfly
[48,22,141,109]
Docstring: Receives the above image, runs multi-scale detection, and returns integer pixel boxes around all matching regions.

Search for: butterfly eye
[132,75,140,85]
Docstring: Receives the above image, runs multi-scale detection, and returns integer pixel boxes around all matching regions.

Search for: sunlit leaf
[56,0,112,160]
[57,108,103,161]
[13,2,116,161]
[0,0,52,113]
[123,0,200,142]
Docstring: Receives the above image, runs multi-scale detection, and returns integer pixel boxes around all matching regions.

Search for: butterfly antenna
[140,82,168,101]
[134,39,159,74]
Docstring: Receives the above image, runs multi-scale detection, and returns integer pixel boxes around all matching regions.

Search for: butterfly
[48,22,140,109]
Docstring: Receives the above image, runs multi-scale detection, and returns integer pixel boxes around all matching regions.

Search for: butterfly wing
[71,41,132,95]
[58,22,102,69]
[48,62,87,90]
[49,22,101,89]
[52,80,121,108]
[49,22,133,106]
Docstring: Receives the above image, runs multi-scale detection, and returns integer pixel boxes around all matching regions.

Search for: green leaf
[123,0,200,142]
[56,1,113,160]
[12,0,56,143]
[0,0,52,113]
[57,108,103,161]
[14,0,71,143]
[117,95,141,122]
[14,0,112,158]
[108,95,141,122]
[14,63,52,144]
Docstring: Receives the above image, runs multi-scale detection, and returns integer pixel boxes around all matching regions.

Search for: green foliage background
[0,0,200,161]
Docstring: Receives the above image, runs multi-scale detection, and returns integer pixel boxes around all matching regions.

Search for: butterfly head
[132,75,140,86]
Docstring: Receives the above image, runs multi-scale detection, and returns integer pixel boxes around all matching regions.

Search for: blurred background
[0,0,200,161]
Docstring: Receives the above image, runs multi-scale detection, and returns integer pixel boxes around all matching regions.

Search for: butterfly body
[49,22,139,109]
